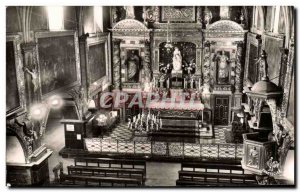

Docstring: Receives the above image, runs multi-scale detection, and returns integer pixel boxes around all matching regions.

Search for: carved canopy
[112,19,148,31]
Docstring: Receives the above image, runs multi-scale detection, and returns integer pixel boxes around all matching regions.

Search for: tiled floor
[103,123,229,144]
[44,118,230,186]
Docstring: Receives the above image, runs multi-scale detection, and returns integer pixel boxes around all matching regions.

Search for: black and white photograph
[4,3,296,188]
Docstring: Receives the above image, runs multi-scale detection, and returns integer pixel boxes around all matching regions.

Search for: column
[202,41,211,93]
[235,41,244,93]
[233,41,244,109]
[144,39,152,81]
[112,39,122,90]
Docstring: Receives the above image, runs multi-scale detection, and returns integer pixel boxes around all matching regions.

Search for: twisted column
[112,39,121,90]
[235,41,244,93]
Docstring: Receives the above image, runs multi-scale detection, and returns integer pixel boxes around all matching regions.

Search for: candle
[191,79,194,89]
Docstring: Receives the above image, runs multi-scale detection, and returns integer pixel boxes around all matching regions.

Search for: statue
[124,6,135,19]
[23,66,39,92]
[172,47,182,71]
[126,50,140,82]
[255,50,268,81]
[215,51,230,84]
[204,8,212,26]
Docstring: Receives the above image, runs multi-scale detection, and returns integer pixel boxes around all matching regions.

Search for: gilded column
[235,41,244,93]
[202,41,211,93]
[113,39,122,90]
[144,39,152,81]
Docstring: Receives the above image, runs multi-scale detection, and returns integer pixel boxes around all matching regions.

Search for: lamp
[164,20,173,51]
[87,99,97,114]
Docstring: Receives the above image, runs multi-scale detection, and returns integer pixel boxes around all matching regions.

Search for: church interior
[6,6,295,187]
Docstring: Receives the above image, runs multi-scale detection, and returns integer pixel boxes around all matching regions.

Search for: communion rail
[84,138,243,160]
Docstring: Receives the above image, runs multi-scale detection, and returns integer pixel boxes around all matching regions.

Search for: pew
[60,174,143,187]
[176,161,257,186]
[74,157,146,172]
[67,165,145,182]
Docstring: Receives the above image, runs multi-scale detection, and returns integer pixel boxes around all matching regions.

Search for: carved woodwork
[112,39,121,90]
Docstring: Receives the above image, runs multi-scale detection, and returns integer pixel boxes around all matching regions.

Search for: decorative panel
[101,139,118,153]
[118,141,134,154]
[184,143,201,157]
[84,138,101,152]
[168,143,183,157]
[161,6,196,22]
[236,144,244,159]
[152,142,167,155]
[134,141,151,154]
[201,144,218,158]
[218,144,236,159]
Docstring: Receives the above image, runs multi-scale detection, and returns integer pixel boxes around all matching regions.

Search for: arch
[113,19,148,31]
[207,20,244,32]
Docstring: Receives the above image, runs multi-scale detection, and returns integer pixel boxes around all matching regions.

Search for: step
[149,132,200,137]
[159,128,197,133]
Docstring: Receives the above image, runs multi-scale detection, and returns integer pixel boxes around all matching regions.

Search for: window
[94,6,103,32]
[47,6,64,31]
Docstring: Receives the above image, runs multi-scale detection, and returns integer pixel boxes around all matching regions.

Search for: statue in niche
[214,50,230,84]
[124,6,135,19]
[125,50,140,82]
[172,47,182,72]
[204,7,212,26]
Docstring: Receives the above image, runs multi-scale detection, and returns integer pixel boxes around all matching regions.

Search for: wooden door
[214,96,230,125]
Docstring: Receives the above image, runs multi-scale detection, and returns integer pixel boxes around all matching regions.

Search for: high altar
[110,7,247,129]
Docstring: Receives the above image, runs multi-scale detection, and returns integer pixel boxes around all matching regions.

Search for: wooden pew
[176,161,257,186]
[74,157,146,172]
[181,161,245,173]
[60,174,143,187]
[67,165,145,182]
[178,171,256,184]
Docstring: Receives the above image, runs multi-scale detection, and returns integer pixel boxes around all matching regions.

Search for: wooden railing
[84,138,244,160]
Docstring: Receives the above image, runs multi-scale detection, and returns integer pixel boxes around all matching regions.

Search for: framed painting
[161,6,196,22]
[35,30,81,98]
[263,34,284,85]
[6,34,26,116]
[86,34,110,97]
[244,32,261,85]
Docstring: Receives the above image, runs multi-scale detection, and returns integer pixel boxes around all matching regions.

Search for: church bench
[74,157,146,171]
[67,165,145,181]
[176,179,257,186]
[178,171,256,183]
[60,174,143,187]
[181,162,244,173]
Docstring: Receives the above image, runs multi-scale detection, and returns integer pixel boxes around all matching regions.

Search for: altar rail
[84,138,244,160]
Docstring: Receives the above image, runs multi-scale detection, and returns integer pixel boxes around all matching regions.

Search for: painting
[6,41,20,113]
[88,43,106,84]
[86,34,109,96]
[264,35,284,85]
[125,49,141,82]
[161,6,196,22]
[36,31,80,97]
[6,35,25,116]
[245,32,261,84]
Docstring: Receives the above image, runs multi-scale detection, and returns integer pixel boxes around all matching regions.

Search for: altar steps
[150,131,200,138]
[159,128,197,133]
